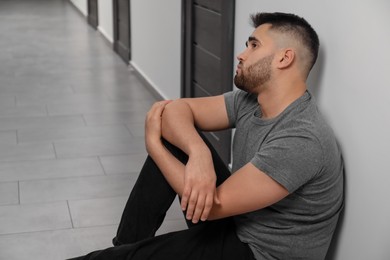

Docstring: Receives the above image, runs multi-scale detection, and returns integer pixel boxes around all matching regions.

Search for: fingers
[147,100,172,119]
[145,100,172,132]
[181,186,191,212]
[201,194,214,221]
[181,186,215,224]
[185,191,199,221]
[145,100,172,152]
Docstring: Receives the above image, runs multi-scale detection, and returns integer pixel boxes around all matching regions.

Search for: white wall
[236,1,390,259]
[97,0,113,43]
[130,0,182,99]
[70,0,87,16]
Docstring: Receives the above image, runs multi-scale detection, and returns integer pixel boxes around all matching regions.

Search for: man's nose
[237,48,248,62]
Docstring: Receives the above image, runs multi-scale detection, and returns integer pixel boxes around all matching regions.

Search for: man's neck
[256,82,307,119]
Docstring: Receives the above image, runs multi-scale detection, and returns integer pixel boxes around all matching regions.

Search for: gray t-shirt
[224,89,344,260]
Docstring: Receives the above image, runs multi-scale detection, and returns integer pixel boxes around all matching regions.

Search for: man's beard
[234,54,274,93]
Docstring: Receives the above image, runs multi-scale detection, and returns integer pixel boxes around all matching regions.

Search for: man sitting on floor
[69,12,344,260]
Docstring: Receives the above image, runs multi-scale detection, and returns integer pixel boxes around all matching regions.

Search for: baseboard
[97,26,113,44]
[68,0,87,19]
[128,62,165,101]
[97,26,114,49]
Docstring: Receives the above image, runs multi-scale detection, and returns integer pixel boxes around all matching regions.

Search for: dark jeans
[68,137,256,260]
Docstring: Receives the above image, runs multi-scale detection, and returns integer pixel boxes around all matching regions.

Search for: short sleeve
[224,90,258,128]
[251,133,323,193]
[224,91,237,127]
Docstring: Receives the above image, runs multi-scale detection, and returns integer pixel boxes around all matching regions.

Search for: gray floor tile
[0,95,16,107]
[126,122,145,137]
[69,70,141,88]
[16,92,110,106]
[0,143,55,162]
[0,226,117,260]
[68,196,128,228]
[155,219,188,236]
[0,202,72,235]
[54,136,146,158]
[0,130,17,144]
[107,86,157,102]
[47,100,152,116]
[99,153,147,175]
[165,198,187,220]
[0,105,47,118]
[20,174,136,204]
[70,74,157,102]
[18,124,132,143]
[0,182,18,206]
[0,115,85,131]
[0,157,104,182]
[157,199,188,235]
[83,111,147,126]
[0,84,74,96]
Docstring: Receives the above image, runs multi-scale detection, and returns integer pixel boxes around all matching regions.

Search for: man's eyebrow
[245,36,259,47]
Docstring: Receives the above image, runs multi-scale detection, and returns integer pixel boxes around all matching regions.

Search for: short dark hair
[250,12,320,73]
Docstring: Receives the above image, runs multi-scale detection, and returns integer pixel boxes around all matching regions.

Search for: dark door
[113,0,131,63]
[87,0,98,29]
[182,0,235,165]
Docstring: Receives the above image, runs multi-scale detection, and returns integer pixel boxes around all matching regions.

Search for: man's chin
[234,77,244,90]
[234,84,249,93]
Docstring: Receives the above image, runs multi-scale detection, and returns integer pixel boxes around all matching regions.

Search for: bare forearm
[144,100,186,196]
[145,100,216,224]
[161,100,218,223]
[161,100,209,156]
[147,140,185,196]
[207,163,290,220]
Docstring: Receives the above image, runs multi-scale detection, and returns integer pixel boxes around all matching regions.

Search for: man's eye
[245,41,259,49]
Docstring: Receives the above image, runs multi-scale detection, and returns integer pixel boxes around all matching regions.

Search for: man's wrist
[187,141,211,158]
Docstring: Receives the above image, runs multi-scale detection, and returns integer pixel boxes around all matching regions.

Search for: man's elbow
[161,100,191,136]
[162,100,192,123]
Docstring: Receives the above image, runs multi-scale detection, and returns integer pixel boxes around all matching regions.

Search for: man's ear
[276,48,295,69]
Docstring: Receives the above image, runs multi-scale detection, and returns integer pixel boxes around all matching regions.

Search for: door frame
[181,0,235,98]
[87,0,98,29]
[113,0,131,63]
[181,0,236,165]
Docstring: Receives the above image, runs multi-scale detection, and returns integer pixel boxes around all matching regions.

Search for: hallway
[0,0,186,259]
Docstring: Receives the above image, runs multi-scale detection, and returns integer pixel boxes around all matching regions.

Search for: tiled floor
[0,0,186,259]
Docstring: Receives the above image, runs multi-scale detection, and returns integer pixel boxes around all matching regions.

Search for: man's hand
[181,149,220,224]
[145,100,172,154]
